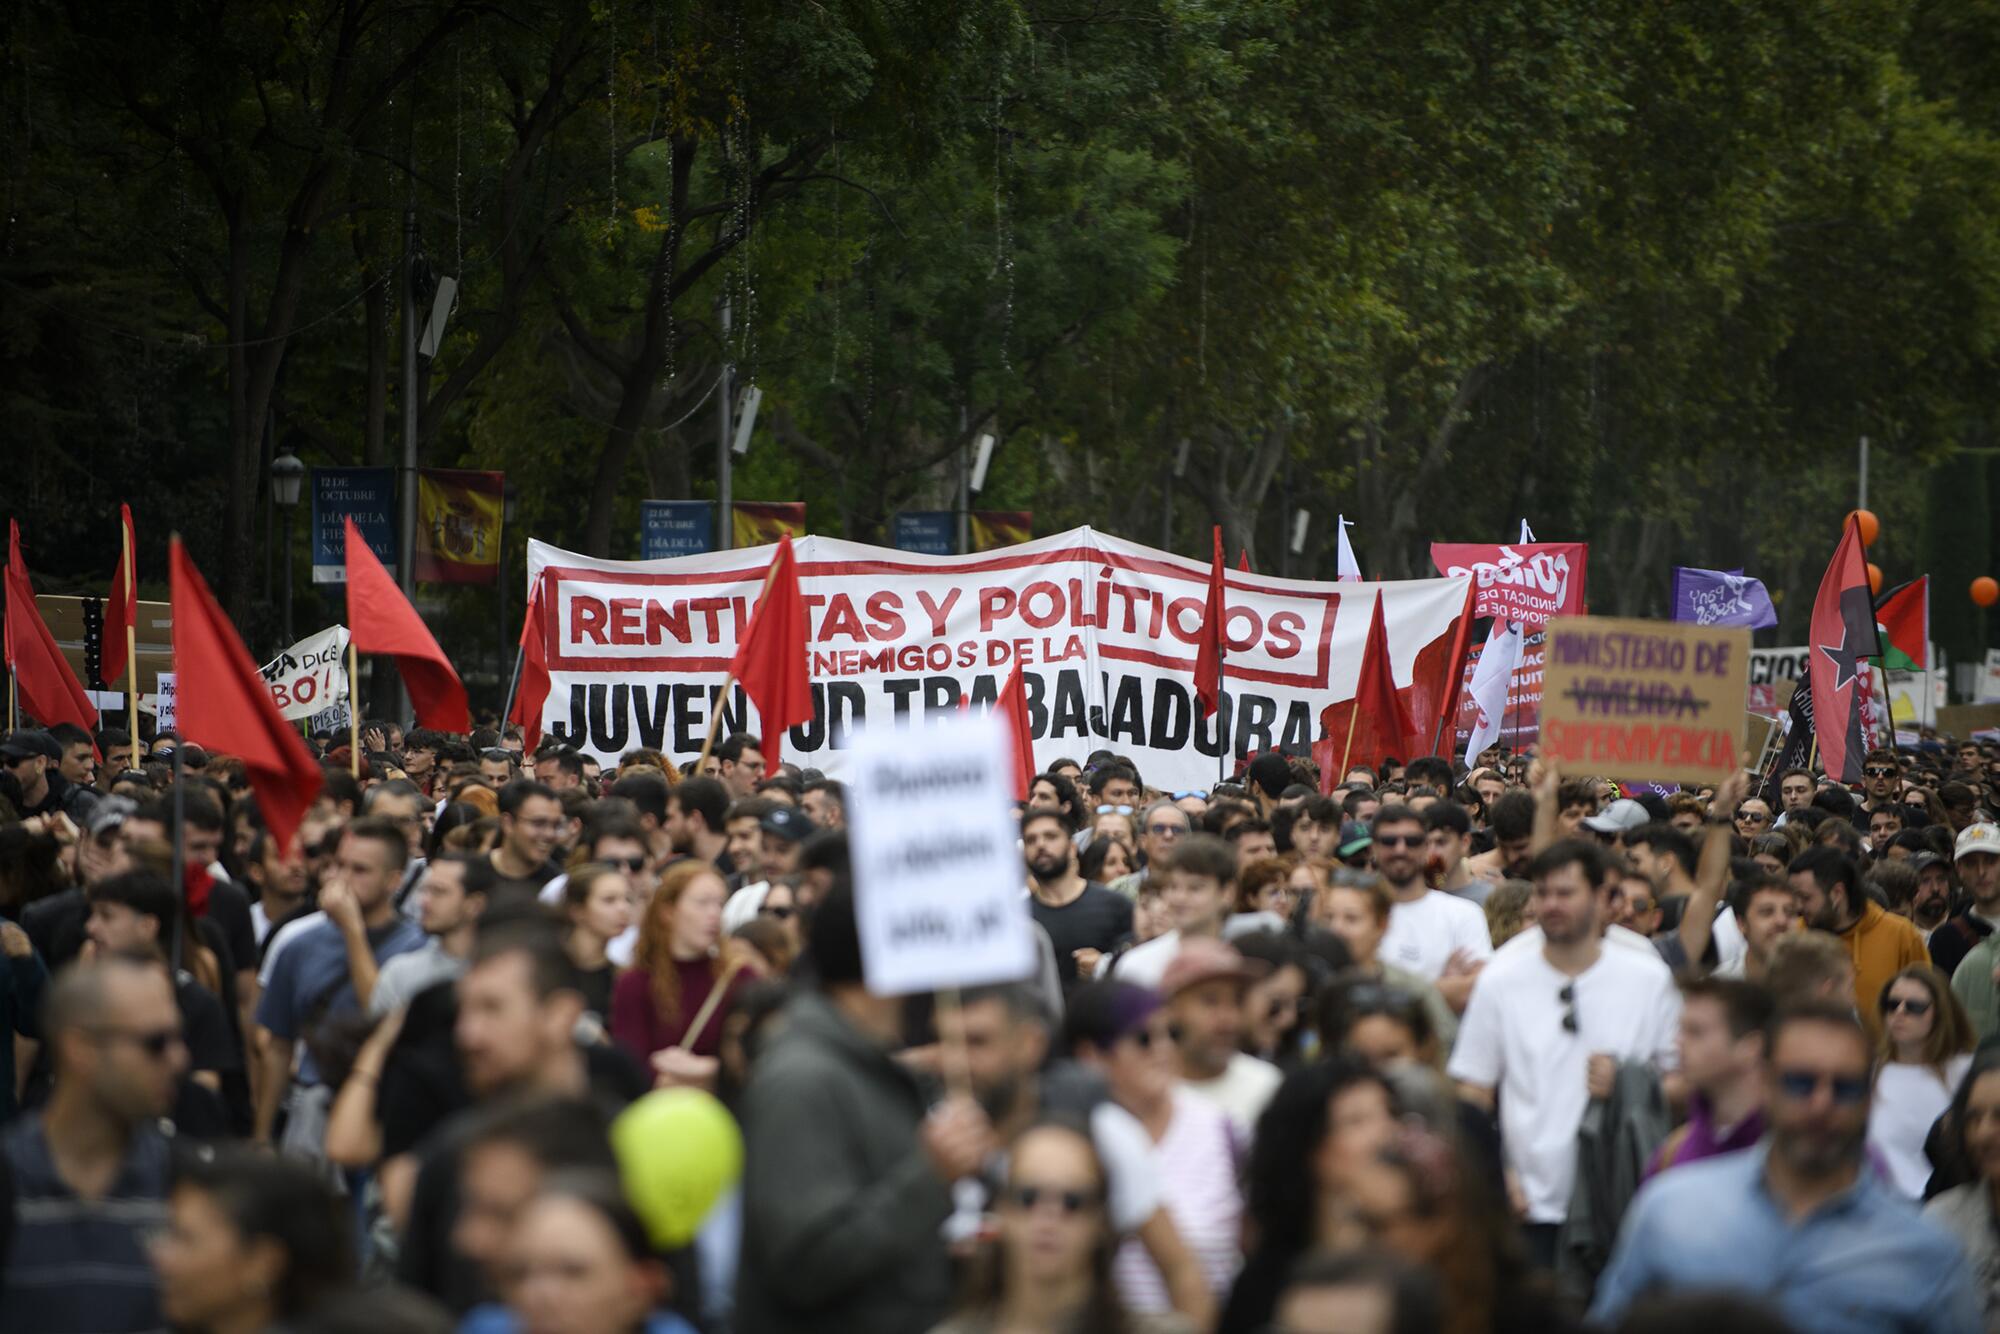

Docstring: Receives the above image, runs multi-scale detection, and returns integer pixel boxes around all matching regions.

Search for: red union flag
[1430,542,1588,624]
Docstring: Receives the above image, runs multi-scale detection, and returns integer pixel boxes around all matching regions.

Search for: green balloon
[611,1088,745,1248]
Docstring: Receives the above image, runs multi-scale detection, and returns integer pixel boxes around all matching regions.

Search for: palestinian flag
[1875,577,1928,671]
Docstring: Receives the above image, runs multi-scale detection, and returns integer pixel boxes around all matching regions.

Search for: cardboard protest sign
[847,711,1037,996]
[1539,616,1749,786]
[1430,542,1587,623]
[258,626,350,722]
[523,528,1474,789]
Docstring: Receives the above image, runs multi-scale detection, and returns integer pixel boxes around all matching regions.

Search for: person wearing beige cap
[1927,822,2000,982]
[1160,937,1282,1141]
[1942,823,2000,1040]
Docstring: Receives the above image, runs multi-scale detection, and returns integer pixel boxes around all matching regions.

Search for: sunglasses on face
[1374,834,1422,849]
[1883,995,1933,1017]
[1146,823,1185,837]
[1864,767,1899,779]
[1007,1184,1099,1215]
[1776,1069,1869,1105]
[603,856,647,872]
[92,1025,184,1059]
[1736,812,1769,824]
[1096,804,1135,816]
[1122,1025,1170,1051]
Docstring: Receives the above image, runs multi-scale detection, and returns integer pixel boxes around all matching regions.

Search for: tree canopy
[5,0,1998,688]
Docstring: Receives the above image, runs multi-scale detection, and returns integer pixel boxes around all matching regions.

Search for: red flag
[1808,517,1876,783]
[169,538,321,855]
[104,504,137,685]
[729,535,814,753]
[508,574,552,754]
[1194,526,1226,718]
[344,517,470,733]
[5,522,99,734]
[1315,593,1419,784]
[1237,549,1251,573]
[996,660,1035,800]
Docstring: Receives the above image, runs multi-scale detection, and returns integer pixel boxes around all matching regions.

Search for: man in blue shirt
[253,815,426,1150]
[1591,1002,1981,1333]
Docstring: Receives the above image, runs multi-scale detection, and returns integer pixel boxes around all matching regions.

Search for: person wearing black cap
[759,804,812,880]
[0,728,63,819]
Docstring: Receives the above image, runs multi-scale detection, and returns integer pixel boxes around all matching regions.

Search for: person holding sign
[736,882,995,1334]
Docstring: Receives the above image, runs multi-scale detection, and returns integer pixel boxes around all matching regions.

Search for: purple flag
[1671,566,1779,629]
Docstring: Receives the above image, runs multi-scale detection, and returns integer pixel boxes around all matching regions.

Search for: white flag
[1463,618,1524,765]
[1335,515,1362,582]
[1519,518,1537,543]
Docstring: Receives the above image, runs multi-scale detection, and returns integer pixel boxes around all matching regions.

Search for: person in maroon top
[608,858,755,1089]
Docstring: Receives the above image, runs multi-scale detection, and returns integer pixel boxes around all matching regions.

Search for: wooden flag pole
[693,554,784,772]
[124,518,140,753]
[673,954,750,1053]
[348,639,361,778]
[1338,696,1362,780]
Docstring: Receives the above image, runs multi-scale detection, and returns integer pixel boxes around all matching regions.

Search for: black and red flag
[1807,516,1876,783]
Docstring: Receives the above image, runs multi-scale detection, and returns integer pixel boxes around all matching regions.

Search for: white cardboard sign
[847,710,1036,996]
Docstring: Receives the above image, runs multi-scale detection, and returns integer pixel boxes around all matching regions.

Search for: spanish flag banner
[970,510,1032,552]
[732,501,806,549]
[414,469,504,584]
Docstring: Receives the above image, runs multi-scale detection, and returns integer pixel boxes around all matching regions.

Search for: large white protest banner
[847,711,1037,995]
[524,527,1475,789]
[258,626,351,722]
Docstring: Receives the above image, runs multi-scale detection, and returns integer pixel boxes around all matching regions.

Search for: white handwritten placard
[848,710,1036,996]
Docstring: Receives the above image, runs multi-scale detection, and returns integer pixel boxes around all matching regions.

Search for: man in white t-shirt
[1372,805,1491,1012]
[1110,834,1238,989]
[1447,837,1682,1270]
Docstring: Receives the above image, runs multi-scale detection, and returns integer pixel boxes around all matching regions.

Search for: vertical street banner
[414,469,504,583]
[641,501,717,559]
[731,501,806,549]
[1539,616,1749,786]
[524,527,1474,791]
[312,468,397,584]
[970,510,1033,551]
[891,512,956,555]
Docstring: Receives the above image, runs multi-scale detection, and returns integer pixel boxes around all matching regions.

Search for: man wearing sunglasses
[1372,806,1491,1014]
[1592,1004,1979,1332]
[1858,748,1903,815]
[1,957,184,1334]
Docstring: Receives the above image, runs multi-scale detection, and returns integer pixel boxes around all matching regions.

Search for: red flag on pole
[104,505,137,684]
[1237,549,1251,574]
[729,535,814,755]
[1808,517,1876,783]
[170,538,321,854]
[5,521,99,733]
[1315,593,1419,784]
[344,517,470,733]
[1194,526,1226,718]
[508,574,552,754]
[995,660,1035,800]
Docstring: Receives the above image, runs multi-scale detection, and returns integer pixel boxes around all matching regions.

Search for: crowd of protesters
[3,713,2000,1332]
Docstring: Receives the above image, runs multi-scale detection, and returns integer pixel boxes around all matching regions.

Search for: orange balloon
[1866,563,1884,595]
[1848,510,1880,545]
[1974,576,2000,608]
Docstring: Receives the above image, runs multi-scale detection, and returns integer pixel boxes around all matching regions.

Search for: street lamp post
[270,449,307,646]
